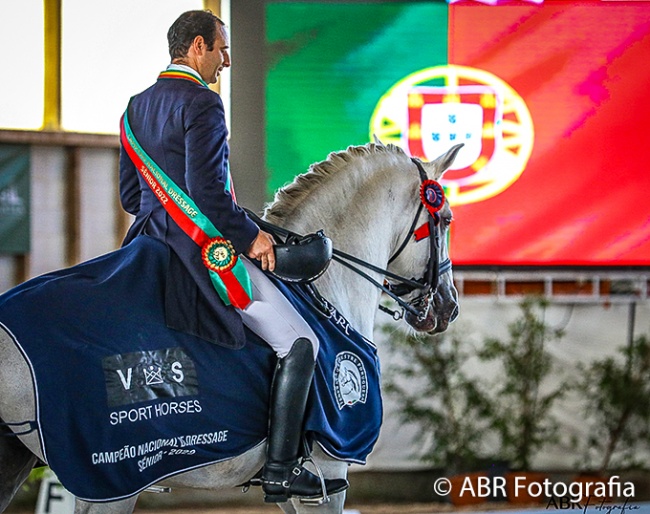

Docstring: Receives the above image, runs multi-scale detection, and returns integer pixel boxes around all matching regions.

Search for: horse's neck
[280,161,415,339]
[310,211,386,338]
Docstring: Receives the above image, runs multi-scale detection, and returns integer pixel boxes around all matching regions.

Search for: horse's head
[385,143,463,334]
[264,140,463,337]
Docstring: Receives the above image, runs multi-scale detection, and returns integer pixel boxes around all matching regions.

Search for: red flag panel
[448,2,650,266]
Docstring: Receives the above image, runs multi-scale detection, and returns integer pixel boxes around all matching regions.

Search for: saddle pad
[0,236,381,501]
[268,276,382,466]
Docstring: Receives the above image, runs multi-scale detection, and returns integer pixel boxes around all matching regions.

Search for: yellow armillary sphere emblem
[370,65,534,206]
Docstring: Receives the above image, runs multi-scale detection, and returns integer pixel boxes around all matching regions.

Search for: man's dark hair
[167,10,225,60]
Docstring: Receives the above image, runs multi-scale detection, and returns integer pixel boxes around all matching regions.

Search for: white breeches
[238,258,319,360]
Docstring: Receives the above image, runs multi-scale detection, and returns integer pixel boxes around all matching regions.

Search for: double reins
[247,157,452,321]
[249,211,424,319]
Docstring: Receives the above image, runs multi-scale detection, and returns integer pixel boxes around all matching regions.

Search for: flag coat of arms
[406,86,500,180]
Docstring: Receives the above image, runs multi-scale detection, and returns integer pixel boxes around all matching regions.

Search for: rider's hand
[246,230,276,271]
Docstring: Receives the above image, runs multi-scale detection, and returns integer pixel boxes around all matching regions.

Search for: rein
[247,211,422,319]
[246,157,452,322]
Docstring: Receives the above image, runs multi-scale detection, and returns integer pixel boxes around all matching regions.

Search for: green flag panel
[266,2,448,195]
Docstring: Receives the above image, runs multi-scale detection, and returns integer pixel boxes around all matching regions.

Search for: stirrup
[297,456,330,506]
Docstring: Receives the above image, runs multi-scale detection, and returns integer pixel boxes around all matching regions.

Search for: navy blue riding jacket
[119,72,259,348]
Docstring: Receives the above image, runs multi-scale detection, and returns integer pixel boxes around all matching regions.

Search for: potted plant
[383,326,495,504]
[383,297,570,505]
[475,297,567,504]
[572,334,650,501]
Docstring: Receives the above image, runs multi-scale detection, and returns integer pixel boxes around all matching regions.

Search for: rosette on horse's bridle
[247,157,451,322]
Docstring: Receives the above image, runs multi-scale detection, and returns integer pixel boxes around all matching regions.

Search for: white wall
[0,145,120,289]
[77,148,120,262]
[30,146,68,276]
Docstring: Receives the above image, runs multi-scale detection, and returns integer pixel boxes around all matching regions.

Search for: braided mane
[264,142,407,224]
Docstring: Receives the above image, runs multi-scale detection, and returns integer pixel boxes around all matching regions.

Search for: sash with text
[120,110,252,309]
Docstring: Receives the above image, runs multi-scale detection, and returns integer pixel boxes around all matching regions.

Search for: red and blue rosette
[420,180,446,219]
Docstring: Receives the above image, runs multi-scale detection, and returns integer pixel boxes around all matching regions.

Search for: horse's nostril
[449,305,459,323]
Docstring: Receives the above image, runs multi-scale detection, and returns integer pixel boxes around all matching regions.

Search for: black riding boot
[262,338,349,503]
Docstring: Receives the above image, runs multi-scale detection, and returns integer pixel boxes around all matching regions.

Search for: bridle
[248,157,452,323]
[331,158,451,321]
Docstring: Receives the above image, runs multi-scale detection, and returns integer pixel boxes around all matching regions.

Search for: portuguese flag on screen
[266,2,650,267]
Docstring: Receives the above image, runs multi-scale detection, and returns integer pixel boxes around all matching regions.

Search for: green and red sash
[120,108,252,309]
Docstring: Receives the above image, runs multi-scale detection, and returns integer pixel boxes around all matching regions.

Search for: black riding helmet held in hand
[271,231,333,283]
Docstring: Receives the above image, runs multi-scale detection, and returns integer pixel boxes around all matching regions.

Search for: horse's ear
[424,143,464,179]
[372,134,385,146]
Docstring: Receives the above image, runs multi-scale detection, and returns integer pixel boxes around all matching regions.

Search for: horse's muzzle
[403,285,459,333]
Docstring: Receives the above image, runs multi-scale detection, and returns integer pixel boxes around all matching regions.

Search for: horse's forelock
[264,142,408,224]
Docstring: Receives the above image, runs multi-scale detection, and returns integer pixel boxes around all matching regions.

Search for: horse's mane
[264,142,407,224]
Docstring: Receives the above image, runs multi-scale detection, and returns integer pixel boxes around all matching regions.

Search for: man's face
[198,23,231,84]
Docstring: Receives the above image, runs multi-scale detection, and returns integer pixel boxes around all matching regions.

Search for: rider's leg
[239,260,348,503]
[263,338,348,503]
[239,258,319,359]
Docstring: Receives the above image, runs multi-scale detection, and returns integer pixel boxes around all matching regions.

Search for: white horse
[0,141,462,514]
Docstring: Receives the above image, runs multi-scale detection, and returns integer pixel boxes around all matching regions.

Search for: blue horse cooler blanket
[0,236,382,502]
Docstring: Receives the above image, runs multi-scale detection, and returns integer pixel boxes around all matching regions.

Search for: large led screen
[265,2,650,267]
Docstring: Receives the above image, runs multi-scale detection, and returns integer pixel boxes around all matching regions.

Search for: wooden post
[64,146,81,265]
[43,0,62,130]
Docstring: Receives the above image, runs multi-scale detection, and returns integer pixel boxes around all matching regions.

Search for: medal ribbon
[157,69,209,88]
[120,109,252,309]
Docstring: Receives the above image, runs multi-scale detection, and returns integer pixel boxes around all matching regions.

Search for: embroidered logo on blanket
[102,348,198,407]
[333,351,368,409]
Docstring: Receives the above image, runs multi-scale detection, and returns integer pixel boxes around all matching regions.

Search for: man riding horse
[118,9,347,503]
